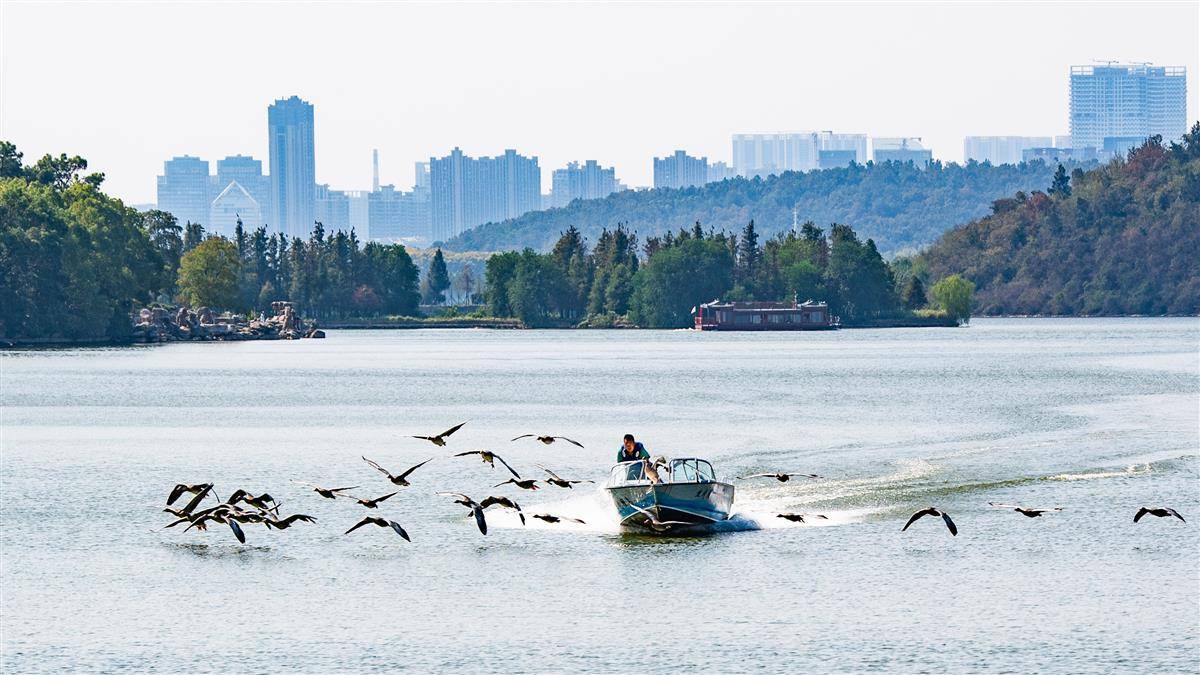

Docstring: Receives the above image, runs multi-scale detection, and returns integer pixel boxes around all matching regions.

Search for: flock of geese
[897,503,1186,536]
[732,473,1187,534]
[159,423,597,544]
[160,423,1188,544]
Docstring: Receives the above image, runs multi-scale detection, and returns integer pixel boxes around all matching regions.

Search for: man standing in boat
[618,434,650,463]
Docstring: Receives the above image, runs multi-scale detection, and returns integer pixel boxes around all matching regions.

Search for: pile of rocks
[132,302,325,343]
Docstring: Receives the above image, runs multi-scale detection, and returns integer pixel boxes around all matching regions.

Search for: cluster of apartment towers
[156,63,1187,247]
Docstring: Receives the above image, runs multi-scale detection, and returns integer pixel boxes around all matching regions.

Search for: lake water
[2,319,1198,673]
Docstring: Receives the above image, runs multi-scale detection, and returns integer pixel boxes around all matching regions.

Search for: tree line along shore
[3,128,1197,344]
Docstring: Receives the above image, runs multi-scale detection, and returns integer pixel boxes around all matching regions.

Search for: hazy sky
[2,1,1197,204]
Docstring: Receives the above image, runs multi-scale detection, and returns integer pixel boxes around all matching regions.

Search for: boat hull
[607,481,735,527]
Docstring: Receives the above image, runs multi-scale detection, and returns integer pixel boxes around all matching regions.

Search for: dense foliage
[921,127,1200,315]
[481,221,962,328]
[450,160,1070,255]
[0,142,422,340]
[183,219,422,320]
[1,143,161,341]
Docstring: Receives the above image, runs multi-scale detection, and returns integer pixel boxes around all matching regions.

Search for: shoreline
[5,315,1197,348]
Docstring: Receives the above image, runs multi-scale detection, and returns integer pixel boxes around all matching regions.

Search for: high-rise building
[414,162,430,190]
[817,132,868,165]
[732,132,866,177]
[818,149,858,170]
[872,138,933,166]
[963,136,1054,165]
[156,156,210,228]
[429,148,540,242]
[347,191,371,239]
[1069,64,1187,151]
[209,181,262,239]
[314,184,351,232]
[215,155,271,228]
[368,184,431,243]
[268,95,316,239]
[707,161,737,183]
[550,160,618,207]
[653,150,708,189]
[732,133,819,178]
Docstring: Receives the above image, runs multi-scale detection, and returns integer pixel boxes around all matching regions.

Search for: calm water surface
[2,318,1198,673]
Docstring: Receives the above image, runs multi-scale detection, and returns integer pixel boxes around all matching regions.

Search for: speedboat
[605,457,735,531]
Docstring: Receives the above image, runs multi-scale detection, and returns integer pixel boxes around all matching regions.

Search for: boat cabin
[693,299,837,331]
[607,458,718,487]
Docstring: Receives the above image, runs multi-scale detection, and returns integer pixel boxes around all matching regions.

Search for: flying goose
[226,490,278,512]
[628,504,690,532]
[480,495,526,525]
[777,511,825,523]
[181,506,248,543]
[263,514,317,530]
[454,450,520,478]
[166,483,212,506]
[344,516,411,541]
[1134,507,1186,523]
[437,492,489,535]
[167,483,214,514]
[412,422,466,447]
[901,507,957,536]
[738,473,820,482]
[293,481,359,499]
[350,491,399,508]
[494,478,541,491]
[362,456,434,487]
[989,502,1063,518]
[537,465,595,489]
[531,514,586,525]
[511,434,585,448]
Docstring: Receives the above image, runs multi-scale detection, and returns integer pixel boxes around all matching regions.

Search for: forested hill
[448,160,1067,255]
[920,127,1200,316]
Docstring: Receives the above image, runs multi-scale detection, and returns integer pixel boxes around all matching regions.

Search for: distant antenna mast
[372,149,380,192]
[792,206,799,234]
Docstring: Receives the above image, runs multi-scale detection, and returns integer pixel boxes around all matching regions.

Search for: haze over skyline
[2,1,1197,205]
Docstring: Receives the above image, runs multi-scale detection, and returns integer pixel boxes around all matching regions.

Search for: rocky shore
[132,302,325,343]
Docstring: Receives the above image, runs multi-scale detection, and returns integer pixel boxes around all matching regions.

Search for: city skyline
[3,2,1197,205]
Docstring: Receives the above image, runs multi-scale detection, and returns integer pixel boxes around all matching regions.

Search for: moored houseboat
[693,299,838,331]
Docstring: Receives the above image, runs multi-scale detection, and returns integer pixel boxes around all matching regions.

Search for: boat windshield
[606,458,717,487]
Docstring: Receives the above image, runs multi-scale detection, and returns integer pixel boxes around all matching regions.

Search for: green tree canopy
[422,248,451,304]
[930,275,975,324]
[177,237,243,309]
[629,237,735,328]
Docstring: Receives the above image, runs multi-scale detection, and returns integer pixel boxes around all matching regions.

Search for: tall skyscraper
[215,155,270,228]
[209,182,262,239]
[429,148,540,242]
[963,136,1054,165]
[653,150,708,189]
[1069,64,1187,151]
[872,138,933,166]
[268,95,316,238]
[550,160,618,207]
[156,156,210,228]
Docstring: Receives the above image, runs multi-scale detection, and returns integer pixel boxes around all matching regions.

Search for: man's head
[623,434,636,452]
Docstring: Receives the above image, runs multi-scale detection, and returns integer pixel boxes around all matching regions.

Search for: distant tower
[792,206,799,234]
[372,149,380,192]
[267,95,315,238]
